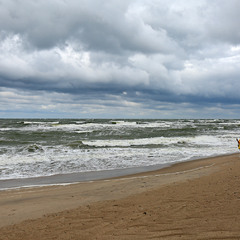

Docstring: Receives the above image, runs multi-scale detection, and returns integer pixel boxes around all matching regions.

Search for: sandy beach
[1,153,240,239]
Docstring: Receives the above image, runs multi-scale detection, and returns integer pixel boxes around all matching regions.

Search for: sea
[0,119,239,188]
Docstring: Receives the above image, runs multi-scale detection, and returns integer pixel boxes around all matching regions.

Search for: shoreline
[1,153,240,239]
[0,152,235,191]
[0,162,171,191]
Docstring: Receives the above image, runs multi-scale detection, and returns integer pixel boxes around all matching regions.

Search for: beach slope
[1,154,240,239]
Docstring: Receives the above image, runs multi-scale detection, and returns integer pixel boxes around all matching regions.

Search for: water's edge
[0,163,171,190]
[1,152,236,191]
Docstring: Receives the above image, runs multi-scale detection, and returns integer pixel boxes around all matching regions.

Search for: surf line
[102,163,216,183]
[1,163,215,192]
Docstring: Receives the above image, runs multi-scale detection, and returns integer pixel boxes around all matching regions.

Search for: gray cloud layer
[0,0,240,118]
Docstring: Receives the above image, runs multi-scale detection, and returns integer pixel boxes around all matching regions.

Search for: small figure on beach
[236,138,240,150]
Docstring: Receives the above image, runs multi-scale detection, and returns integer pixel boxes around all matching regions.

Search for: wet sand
[1,153,240,239]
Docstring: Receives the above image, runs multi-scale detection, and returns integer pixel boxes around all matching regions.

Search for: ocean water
[0,119,239,181]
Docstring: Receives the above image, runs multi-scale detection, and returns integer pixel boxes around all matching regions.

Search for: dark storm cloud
[0,0,240,118]
[0,0,177,53]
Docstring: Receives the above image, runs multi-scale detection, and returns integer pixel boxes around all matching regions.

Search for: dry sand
[1,153,240,239]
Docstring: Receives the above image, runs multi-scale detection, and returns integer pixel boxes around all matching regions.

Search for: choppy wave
[0,119,239,180]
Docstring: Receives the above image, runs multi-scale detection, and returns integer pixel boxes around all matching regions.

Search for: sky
[0,0,240,119]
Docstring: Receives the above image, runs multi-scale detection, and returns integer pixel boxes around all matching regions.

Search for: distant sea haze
[0,119,239,180]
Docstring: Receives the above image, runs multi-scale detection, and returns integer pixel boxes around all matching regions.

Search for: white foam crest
[109,120,136,125]
[219,121,240,125]
[17,122,89,132]
[82,135,220,147]
[191,135,220,145]
[50,122,138,132]
[0,128,12,131]
[23,121,59,125]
